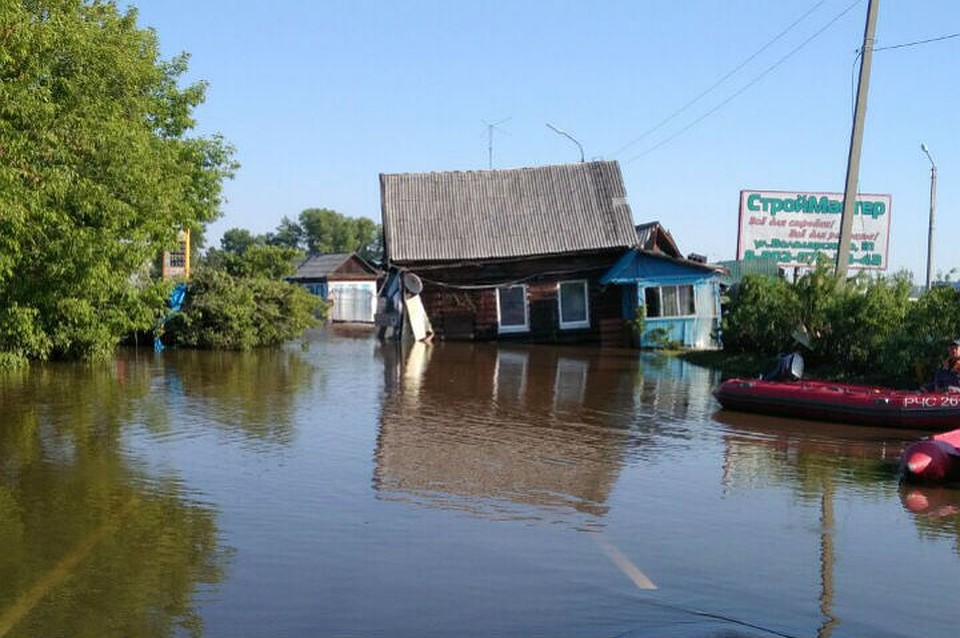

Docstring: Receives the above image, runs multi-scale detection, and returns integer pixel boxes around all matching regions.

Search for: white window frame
[497,285,529,333]
[643,284,696,318]
[557,279,590,329]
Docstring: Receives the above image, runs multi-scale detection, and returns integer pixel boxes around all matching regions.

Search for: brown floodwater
[0,326,957,637]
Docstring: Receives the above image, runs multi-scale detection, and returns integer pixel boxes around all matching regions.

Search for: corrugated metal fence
[330,283,376,323]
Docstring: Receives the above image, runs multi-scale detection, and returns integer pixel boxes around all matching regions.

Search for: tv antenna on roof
[483,117,511,169]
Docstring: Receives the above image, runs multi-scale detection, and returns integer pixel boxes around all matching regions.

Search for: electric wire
[609,599,802,638]
[850,48,862,122]
[875,32,960,51]
[626,0,862,163]
[848,30,958,128]
[411,266,609,290]
[612,0,830,158]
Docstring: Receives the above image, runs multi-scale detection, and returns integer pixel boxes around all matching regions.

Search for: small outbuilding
[289,253,381,323]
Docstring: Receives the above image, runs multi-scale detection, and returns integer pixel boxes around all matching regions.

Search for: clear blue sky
[127,0,958,281]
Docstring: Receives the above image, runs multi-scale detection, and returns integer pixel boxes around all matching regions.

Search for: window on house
[303,283,328,297]
[497,285,529,333]
[644,285,695,317]
[558,280,589,329]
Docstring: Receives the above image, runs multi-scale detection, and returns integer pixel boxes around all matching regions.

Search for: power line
[626,0,862,163]
[847,31,959,122]
[612,0,830,157]
[846,28,956,124]
[875,32,960,51]
[850,33,960,119]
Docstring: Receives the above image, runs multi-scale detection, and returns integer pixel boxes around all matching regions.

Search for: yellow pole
[184,228,191,280]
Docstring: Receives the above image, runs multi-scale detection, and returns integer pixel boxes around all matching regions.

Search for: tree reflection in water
[0,356,228,638]
[151,347,317,446]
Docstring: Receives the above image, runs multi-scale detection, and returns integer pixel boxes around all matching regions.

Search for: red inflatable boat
[713,377,960,430]
[900,429,960,483]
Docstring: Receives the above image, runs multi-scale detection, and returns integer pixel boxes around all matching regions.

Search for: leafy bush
[813,272,911,374]
[720,263,960,386]
[721,274,801,354]
[164,269,324,350]
[896,286,960,383]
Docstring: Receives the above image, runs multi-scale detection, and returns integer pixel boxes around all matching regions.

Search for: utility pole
[835,0,879,278]
[922,143,938,289]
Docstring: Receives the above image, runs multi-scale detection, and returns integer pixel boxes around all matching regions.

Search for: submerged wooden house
[379,161,639,343]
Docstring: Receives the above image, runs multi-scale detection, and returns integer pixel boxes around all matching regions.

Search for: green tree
[896,285,960,383]
[233,244,301,279]
[219,228,259,255]
[204,228,303,279]
[815,272,911,374]
[355,216,384,265]
[0,0,236,363]
[298,208,382,263]
[267,216,304,250]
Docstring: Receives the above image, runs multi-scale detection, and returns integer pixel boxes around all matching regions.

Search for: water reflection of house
[288,253,381,323]
[632,354,719,424]
[373,343,641,520]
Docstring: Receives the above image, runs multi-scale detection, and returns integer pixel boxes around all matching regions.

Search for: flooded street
[1,327,959,637]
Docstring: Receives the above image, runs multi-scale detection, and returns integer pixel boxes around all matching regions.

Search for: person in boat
[931,339,960,392]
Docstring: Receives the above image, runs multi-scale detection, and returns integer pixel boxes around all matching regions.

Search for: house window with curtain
[557,280,589,329]
[644,285,695,317]
[497,285,529,333]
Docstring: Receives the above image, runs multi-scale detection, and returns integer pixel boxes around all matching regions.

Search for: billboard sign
[737,189,891,270]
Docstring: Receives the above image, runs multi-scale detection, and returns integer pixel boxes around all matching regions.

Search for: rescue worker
[933,339,960,391]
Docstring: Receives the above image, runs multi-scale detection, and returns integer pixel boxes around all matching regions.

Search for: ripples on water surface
[0,327,959,637]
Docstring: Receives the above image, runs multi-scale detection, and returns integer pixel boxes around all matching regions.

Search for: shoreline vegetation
[682,262,960,391]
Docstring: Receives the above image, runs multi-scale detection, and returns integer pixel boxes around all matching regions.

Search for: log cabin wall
[409,251,625,343]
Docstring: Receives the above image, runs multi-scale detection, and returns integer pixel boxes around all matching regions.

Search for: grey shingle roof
[294,253,351,279]
[380,161,638,264]
[292,253,370,280]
